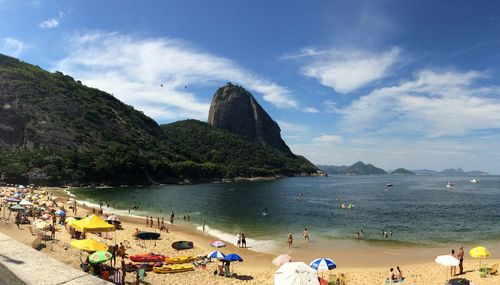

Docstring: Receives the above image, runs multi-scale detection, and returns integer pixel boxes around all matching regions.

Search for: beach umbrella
[17,185,25,189]
[89,250,113,263]
[435,255,459,283]
[10,204,25,212]
[70,239,108,252]
[211,240,226,248]
[41,214,52,220]
[275,262,319,285]
[310,258,337,272]
[224,253,243,262]
[19,199,33,206]
[207,250,226,259]
[6,197,20,203]
[469,246,490,268]
[273,254,293,266]
[55,210,66,216]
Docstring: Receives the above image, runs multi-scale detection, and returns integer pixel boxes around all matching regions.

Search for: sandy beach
[1,186,500,285]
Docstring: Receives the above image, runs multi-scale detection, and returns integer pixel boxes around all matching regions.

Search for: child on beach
[287,233,293,248]
[237,233,241,247]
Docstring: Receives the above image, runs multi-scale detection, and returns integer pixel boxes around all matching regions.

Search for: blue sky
[2,0,500,173]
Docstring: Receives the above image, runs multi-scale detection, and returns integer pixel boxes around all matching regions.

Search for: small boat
[171,241,194,250]
[164,256,196,264]
[386,184,393,187]
[470,178,479,183]
[130,253,167,263]
[446,181,454,190]
[153,264,195,274]
[134,231,161,240]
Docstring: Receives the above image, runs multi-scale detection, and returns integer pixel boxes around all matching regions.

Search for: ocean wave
[194,224,278,253]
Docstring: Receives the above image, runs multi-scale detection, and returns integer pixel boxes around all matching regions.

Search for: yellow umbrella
[469,246,490,268]
[70,239,108,252]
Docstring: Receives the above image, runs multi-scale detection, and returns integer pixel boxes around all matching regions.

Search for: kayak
[130,253,167,263]
[153,264,195,274]
[134,232,161,240]
[171,241,193,250]
[164,256,196,264]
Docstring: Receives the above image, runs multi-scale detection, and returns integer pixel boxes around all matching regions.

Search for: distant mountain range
[318,161,387,175]
[319,163,489,176]
[411,168,489,176]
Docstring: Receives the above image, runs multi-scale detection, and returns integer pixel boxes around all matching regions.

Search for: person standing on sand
[303,228,310,242]
[451,249,457,276]
[149,216,153,227]
[121,259,126,285]
[202,221,206,235]
[287,233,293,248]
[457,246,464,274]
[187,214,190,221]
[157,217,160,228]
[242,233,247,248]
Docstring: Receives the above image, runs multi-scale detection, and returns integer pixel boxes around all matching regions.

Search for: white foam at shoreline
[195,224,278,253]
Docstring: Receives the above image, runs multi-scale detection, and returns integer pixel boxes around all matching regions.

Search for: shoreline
[2,186,500,284]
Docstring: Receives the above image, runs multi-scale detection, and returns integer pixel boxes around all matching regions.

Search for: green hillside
[0,53,317,185]
[161,120,317,178]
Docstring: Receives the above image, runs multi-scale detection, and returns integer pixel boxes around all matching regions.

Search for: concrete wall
[0,232,111,285]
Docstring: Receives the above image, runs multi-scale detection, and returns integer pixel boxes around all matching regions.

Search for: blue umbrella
[207,250,225,259]
[55,210,66,216]
[224,253,243,262]
[310,258,336,272]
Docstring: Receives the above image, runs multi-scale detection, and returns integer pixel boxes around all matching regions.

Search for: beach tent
[19,199,33,206]
[275,262,319,285]
[71,214,115,233]
[70,239,108,252]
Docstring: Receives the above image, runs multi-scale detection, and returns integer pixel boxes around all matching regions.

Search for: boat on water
[386,183,393,187]
[470,178,479,183]
[446,181,454,190]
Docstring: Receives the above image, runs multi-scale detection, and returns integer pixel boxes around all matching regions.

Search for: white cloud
[338,70,500,137]
[55,32,298,121]
[38,11,64,29]
[277,121,308,134]
[39,18,59,29]
[313,134,342,144]
[297,47,400,93]
[1,38,25,57]
[303,107,319,113]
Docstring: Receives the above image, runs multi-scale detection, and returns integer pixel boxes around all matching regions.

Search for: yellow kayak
[164,256,196,264]
[153,264,195,274]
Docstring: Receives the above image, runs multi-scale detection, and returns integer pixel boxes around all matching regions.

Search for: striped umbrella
[210,240,226,248]
[310,258,336,272]
[207,250,226,259]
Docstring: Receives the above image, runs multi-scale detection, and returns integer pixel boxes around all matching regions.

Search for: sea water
[70,175,500,252]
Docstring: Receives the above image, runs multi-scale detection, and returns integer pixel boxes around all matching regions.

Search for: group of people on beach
[236,232,247,248]
[387,266,404,282]
[287,228,310,248]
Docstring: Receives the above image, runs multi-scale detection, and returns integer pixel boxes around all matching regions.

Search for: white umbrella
[274,262,319,285]
[273,254,293,266]
[19,200,33,206]
[435,255,459,283]
[106,215,120,222]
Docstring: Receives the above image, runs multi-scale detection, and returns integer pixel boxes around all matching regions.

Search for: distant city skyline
[1,0,500,173]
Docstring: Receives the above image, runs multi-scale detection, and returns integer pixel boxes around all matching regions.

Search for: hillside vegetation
[0,53,317,185]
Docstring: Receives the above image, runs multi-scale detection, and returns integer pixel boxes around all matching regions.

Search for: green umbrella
[89,250,113,264]
[10,204,25,212]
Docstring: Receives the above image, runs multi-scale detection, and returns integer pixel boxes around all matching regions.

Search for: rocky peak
[208,83,292,154]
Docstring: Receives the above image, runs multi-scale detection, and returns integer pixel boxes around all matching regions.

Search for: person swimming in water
[263,207,268,216]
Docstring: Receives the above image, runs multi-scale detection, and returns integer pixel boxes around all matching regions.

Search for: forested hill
[161,120,317,178]
[0,53,317,185]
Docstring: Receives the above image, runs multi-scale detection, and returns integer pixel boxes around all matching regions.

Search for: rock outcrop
[208,83,292,154]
